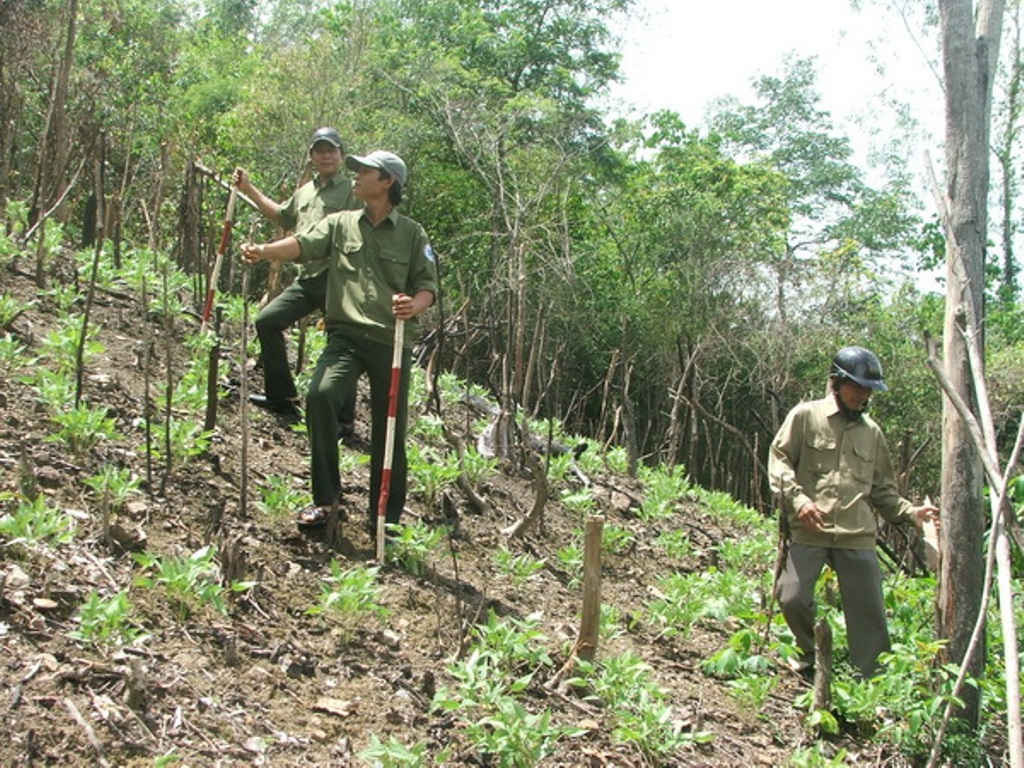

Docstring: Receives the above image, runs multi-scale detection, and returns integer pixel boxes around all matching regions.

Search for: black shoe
[337,419,355,441]
[249,394,301,418]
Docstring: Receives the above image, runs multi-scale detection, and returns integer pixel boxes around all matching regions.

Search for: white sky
[607,0,945,184]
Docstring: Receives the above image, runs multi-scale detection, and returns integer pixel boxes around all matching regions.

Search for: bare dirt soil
[1,263,878,767]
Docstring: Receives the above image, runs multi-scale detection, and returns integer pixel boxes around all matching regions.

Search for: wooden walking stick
[377,317,405,561]
[200,186,238,333]
[239,262,250,519]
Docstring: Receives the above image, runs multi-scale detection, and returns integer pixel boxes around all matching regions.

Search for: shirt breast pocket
[803,433,837,475]
[849,440,876,484]
[377,248,410,290]
[334,238,362,273]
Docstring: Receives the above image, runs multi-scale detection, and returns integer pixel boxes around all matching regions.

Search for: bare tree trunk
[29,0,78,224]
[936,0,1006,726]
[620,363,638,478]
[995,3,1021,301]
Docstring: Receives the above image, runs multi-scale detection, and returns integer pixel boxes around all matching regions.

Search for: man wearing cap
[768,346,939,678]
[233,127,362,423]
[241,150,437,532]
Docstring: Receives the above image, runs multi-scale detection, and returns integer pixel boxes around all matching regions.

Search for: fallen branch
[63,697,111,768]
[502,450,546,538]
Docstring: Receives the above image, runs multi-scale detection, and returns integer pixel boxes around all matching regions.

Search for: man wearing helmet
[768,346,939,678]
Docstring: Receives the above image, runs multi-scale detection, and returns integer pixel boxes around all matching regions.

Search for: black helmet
[831,346,888,391]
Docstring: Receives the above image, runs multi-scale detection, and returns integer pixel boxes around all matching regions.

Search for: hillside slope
[1,262,887,767]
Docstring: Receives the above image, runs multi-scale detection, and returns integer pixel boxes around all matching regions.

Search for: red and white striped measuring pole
[376,317,405,561]
[200,186,238,333]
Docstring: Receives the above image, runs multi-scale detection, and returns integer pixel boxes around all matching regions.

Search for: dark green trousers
[306,330,410,525]
[254,274,356,426]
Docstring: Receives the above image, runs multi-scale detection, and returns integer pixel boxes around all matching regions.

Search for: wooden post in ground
[579,515,604,662]
[204,307,222,431]
[813,618,832,711]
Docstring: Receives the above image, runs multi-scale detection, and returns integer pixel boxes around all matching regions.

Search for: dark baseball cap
[345,150,407,186]
[309,127,343,152]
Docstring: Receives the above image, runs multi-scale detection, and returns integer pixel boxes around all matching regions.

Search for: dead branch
[63,698,111,768]
[502,450,547,538]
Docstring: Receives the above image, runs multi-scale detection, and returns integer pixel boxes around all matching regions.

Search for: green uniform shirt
[768,395,913,550]
[279,174,359,278]
[295,208,438,348]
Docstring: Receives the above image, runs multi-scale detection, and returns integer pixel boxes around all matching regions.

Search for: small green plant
[556,543,583,588]
[700,628,773,679]
[338,447,369,474]
[559,487,595,515]
[602,523,635,555]
[41,281,82,312]
[153,332,217,414]
[599,603,627,641]
[727,673,777,714]
[47,403,120,454]
[407,443,460,509]
[69,590,146,648]
[545,452,573,484]
[84,465,141,512]
[638,464,690,520]
[150,418,212,463]
[570,652,713,760]
[463,697,577,768]
[358,734,444,767]
[786,743,850,767]
[460,445,498,487]
[0,494,75,547]
[647,569,757,639]
[152,752,181,768]
[25,367,73,410]
[410,411,446,443]
[39,316,102,372]
[717,535,776,574]
[0,294,32,328]
[308,561,388,634]
[0,334,28,368]
[471,610,553,674]
[408,365,429,408]
[695,488,764,529]
[386,521,447,577]
[493,547,545,586]
[655,529,693,560]
[604,445,629,473]
[133,546,227,619]
[257,474,311,520]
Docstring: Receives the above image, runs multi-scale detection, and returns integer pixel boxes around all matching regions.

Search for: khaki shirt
[768,395,913,550]
[279,174,359,278]
[295,208,438,348]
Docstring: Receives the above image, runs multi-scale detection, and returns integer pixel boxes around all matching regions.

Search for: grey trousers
[775,542,891,677]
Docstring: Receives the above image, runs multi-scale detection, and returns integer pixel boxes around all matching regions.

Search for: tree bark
[936,0,1005,726]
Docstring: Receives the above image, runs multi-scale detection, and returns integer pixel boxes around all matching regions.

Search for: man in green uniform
[233,126,362,426]
[241,150,437,531]
[768,346,939,677]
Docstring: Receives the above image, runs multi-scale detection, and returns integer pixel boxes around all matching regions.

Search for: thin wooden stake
[579,515,603,662]
[239,268,249,519]
[812,618,832,712]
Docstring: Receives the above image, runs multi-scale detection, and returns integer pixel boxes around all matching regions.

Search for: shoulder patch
[423,243,436,263]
